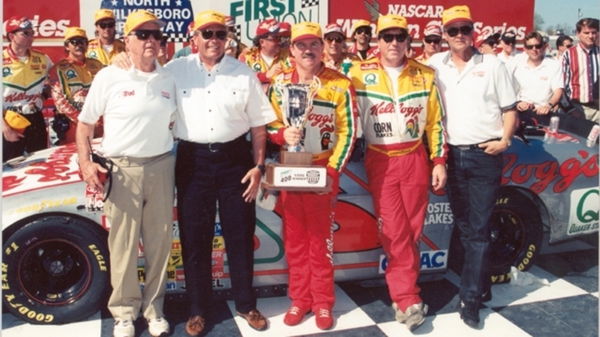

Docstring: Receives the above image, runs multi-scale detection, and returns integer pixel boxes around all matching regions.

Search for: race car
[2,112,598,325]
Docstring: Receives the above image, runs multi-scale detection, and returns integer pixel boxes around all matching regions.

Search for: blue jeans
[446,146,503,304]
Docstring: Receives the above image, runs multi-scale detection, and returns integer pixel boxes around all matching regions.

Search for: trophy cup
[263,77,328,191]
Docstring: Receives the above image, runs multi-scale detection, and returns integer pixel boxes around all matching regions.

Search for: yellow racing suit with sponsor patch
[239,47,294,85]
[348,58,447,164]
[86,39,125,66]
[3,47,52,112]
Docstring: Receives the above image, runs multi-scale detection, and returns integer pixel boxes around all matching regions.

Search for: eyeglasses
[130,30,162,41]
[97,21,115,29]
[445,25,473,37]
[379,33,408,43]
[424,36,442,44]
[325,36,344,43]
[200,29,227,41]
[525,43,544,50]
[355,27,372,35]
[68,38,87,46]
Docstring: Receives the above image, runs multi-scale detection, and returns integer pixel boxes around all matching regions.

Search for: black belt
[180,135,246,153]
[450,138,501,151]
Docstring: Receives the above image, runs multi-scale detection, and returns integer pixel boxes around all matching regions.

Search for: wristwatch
[256,164,266,175]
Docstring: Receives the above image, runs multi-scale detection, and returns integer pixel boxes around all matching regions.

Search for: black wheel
[2,215,110,324]
[449,189,544,284]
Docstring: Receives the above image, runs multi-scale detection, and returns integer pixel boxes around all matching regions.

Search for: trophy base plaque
[263,163,330,192]
[280,151,313,165]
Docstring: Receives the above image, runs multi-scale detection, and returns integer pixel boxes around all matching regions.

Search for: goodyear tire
[2,216,109,324]
[449,189,543,284]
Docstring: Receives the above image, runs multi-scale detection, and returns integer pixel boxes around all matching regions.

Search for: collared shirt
[349,58,447,165]
[49,57,104,121]
[86,39,125,66]
[513,56,563,107]
[165,54,276,143]
[429,50,517,145]
[78,64,176,157]
[267,66,358,172]
[561,43,600,104]
[3,47,53,112]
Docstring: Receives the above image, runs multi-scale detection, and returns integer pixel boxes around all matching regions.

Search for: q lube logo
[567,187,599,235]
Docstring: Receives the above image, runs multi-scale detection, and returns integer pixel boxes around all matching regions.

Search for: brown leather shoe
[237,309,268,331]
[185,315,205,336]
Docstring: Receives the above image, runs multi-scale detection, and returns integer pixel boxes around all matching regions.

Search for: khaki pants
[105,152,175,321]
[582,105,600,124]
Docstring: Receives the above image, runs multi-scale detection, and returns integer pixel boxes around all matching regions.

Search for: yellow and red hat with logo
[377,14,408,34]
[94,9,115,24]
[442,5,473,27]
[351,19,371,35]
[194,10,227,31]
[291,21,322,43]
[124,10,165,36]
[64,27,87,41]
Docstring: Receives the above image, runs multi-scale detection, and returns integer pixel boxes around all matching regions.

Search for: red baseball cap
[256,18,280,37]
[5,16,33,35]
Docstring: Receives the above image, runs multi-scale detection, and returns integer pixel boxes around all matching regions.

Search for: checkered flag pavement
[302,0,319,8]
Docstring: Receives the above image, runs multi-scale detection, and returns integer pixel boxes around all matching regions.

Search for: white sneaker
[113,319,134,337]
[148,317,170,337]
[393,302,428,332]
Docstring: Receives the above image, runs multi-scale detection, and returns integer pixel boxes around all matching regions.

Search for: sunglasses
[525,43,544,50]
[130,30,162,41]
[355,27,372,35]
[200,29,227,40]
[445,25,473,37]
[68,38,87,46]
[97,21,115,29]
[325,36,344,43]
[379,33,408,43]
[424,36,442,44]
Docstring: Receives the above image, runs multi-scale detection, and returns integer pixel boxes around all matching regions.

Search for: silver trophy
[278,77,321,152]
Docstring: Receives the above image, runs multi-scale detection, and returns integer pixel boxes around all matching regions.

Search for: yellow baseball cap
[377,14,408,34]
[442,5,473,27]
[351,19,371,35]
[193,10,226,31]
[124,10,165,36]
[291,21,322,43]
[4,110,31,133]
[64,27,87,41]
[94,9,115,24]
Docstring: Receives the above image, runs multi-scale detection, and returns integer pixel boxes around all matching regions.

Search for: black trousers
[176,138,256,316]
[3,112,48,162]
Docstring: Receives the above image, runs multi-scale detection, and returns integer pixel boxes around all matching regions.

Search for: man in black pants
[165,10,276,336]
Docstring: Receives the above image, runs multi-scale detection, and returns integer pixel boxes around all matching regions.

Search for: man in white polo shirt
[429,5,517,329]
[165,10,275,336]
[513,31,563,115]
[76,10,176,337]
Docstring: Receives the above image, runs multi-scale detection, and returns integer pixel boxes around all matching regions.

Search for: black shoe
[458,300,480,329]
[481,290,492,302]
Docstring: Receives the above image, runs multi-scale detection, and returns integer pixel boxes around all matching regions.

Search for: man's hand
[516,101,532,112]
[534,104,551,115]
[479,139,510,155]
[3,125,24,142]
[266,63,283,79]
[79,159,107,193]
[111,52,132,69]
[241,166,262,202]
[283,126,302,146]
[431,164,447,191]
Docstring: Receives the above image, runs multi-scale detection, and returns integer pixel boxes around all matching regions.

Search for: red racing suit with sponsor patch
[349,58,447,311]
[239,47,294,85]
[267,66,358,310]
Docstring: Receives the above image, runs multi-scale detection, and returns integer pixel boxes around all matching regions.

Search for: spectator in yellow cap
[267,20,358,331]
[86,9,125,65]
[429,5,518,329]
[48,27,103,145]
[3,16,53,162]
[347,19,378,60]
[348,13,447,332]
[76,9,175,337]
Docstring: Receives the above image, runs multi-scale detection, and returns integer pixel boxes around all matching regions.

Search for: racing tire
[449,189,544,284]
[2,215,110,324]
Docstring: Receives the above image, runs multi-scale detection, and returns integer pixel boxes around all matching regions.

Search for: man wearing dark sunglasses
[415,22,443,65]
[513,31,563,116]
[3,16,53,162]
[76,10,176,337]
[348,19,379,60]
[323,23,358,74]
[48,27,103,145]
[429,5,518,329]
[87,9,125,66]
[349,14,447,333]
[239,18,292,90]
[164,10,275,336]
